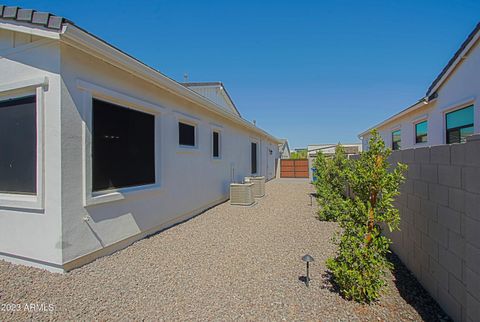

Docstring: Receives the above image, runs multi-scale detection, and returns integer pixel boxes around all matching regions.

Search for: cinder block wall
[385,134,480,322]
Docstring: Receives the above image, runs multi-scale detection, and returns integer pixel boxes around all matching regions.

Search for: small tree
[326,130,407,303]
[313,145,351,222]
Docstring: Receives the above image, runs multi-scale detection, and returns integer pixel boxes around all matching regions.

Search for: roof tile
[31,11,50,25]
[3,6,19,18]
[16,9,34,22]
[47,15,63,29]
[0,4,67,30]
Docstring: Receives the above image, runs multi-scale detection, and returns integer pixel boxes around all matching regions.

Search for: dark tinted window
[0,95,36,194]
[179,122,195,146]
[446,105,474,144]
[251,142,257,174]
[92,99,155,191]
[415,121,428,143]
[213,131,219,157]
[392,130,401,150]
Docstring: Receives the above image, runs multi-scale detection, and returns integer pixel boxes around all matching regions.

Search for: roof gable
[181,82,241,117]
[427,22,480,96]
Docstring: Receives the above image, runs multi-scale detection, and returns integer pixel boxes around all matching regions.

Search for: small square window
[179,122,195,146]
[213,131,220,158]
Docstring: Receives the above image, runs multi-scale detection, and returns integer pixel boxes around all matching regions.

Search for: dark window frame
[178,121,196,147]
[446,105,474,144]
[415,120,428,144]
[92,98,156,192]
[212,131,220,158]
[251,142,258,174]
[0,94,37,195]
[392,129,401,151]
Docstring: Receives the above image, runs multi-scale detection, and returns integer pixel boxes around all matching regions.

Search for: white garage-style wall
[0,30,64,272]
[60,42,279,267]
[0,15,281,272]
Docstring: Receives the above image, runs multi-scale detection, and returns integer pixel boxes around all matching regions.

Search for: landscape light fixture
[302,254,314,287]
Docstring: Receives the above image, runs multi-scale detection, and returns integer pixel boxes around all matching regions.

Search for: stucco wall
[0,33,63,271]
[59,43,279,266]
[385,136,480,322]
[362,38,480,151]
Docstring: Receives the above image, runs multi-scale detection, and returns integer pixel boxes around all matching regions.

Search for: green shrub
[313,145,351,222]
[326,131,407,303]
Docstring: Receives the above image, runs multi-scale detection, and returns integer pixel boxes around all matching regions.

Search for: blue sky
[11,0,480,148]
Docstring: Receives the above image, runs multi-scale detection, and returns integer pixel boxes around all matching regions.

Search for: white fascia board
[427,30,480,96]
[60,24,281,144]
[0,20,60,39]
[358,99,428,138]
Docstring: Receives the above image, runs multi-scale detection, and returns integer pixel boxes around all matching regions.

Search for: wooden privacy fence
[280,159,309,178]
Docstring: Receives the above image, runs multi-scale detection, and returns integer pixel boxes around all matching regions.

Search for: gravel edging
[0,179,449,321]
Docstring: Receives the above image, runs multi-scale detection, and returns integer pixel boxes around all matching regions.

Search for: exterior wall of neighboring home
[361,37,480,151]
[0,28,279,272]
[0,30,64,271]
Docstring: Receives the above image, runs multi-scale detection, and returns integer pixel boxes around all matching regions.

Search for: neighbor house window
[392,130,401,150]
[446,105,474,144]
[92,99,155,192]
[415,120,428,143]
[213,131,220,158]
[0,95,36,194]
[179,122,195,146]
[251,142,257,174]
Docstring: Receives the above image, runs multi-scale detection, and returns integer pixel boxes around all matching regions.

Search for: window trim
[444,104,475,144]
[391,129,401,151]
[78,80,163,207]
[178,121,197,148]
[414,119,428,145]
[0,79,47,211]
[251,140,259,175]
[210,124,223,160]
[440,98,477,144]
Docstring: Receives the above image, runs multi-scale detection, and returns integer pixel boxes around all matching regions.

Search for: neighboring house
[307,143,362,180]
[278,139,291,159]
[291,148,307,159]
[307,143,362,158]
[0,5,281,272]
[359,22,480,151]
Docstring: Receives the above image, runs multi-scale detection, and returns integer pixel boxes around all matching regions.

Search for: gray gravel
[0,179,448,321]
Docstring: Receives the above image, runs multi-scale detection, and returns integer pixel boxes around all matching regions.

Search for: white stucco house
[278,139,291,159]
[0,5,281,272]
[307,143,362,180]
[359,22,480,151]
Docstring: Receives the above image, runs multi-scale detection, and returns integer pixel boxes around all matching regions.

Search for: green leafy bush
[313,145,351,221]
[326,131,407,303]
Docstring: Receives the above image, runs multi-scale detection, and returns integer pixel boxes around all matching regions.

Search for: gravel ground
[0,179,449,321]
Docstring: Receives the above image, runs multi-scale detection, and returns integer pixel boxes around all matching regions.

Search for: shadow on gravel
[388,252,452,322]
[321,254,452,322]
